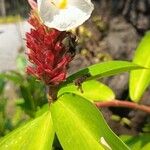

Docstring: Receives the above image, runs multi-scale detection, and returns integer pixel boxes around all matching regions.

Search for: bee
[74,73,91,93]
[62,33,77,58]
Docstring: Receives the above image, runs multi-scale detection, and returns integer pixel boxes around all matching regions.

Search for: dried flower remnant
[26,12,76,86]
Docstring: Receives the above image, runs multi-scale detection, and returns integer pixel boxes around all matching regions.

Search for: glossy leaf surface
[129,32,150,102]
[58,80,115,102]
[51,94,129,150]
[66,61,142,84]
[0,111,54,150]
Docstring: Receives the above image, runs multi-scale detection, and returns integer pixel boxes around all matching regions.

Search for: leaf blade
[66,61,142,85]
[0,111,54,150]
[129,31,150,102]
[58,80,115,102]
[51,94,129,150]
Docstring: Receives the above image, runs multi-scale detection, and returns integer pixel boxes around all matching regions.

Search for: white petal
[37,0,59,22]
[69,0,93,12]
[38,0,94,31]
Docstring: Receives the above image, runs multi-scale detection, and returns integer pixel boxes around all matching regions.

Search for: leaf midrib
[57,100,104,150]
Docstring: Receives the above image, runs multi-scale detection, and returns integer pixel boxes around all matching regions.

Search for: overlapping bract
[26,13,75,85]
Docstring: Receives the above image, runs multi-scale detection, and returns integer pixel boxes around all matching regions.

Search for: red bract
[26,12,76,85]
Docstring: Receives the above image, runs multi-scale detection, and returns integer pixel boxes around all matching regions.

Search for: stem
[95,100,150,114]
[47,85,59,104]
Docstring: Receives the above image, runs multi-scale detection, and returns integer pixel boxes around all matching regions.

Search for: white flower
[37,0,94,31]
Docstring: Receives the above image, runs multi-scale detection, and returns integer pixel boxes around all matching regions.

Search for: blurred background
[0,0,150,139]
[0,0,30,72]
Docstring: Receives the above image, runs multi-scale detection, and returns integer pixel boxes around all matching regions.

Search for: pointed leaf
[129,32,150,102]
[65,61,142,85]
[50,94,129,150]
[0,111,54,150]
[58,80,115,102]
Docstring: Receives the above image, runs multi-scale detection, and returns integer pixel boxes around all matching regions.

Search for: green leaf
[65,61,142,85]
[121,134,150,150]
[16,54,27,74]
[0,71,23,84]
[129,32,150,102]
[36,104,49,117]
[0,111,54,150]
[0,78,5,94]
[58,80,115,102]
[50,94,129,150]
[141,144,150,150]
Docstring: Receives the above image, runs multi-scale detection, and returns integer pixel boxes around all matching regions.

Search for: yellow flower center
[58,0,68,9]
[51,0,68,9]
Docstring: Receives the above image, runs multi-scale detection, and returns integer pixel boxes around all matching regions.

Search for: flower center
[58,0,68,9]
[51,0,68,9]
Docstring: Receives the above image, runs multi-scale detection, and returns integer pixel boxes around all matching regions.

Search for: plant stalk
[47,85,59,104]
[95,100,150,114]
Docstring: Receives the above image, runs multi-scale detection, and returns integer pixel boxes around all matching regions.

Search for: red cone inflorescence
[26,12,76,85]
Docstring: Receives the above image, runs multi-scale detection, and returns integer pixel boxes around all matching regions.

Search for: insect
[62,33,77,58]
[74,73,91,93]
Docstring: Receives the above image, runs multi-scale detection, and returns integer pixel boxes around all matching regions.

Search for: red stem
[95,100,150,114]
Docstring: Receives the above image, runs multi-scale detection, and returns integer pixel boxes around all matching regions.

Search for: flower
[26,12,76,85]
[37,0,94,31]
